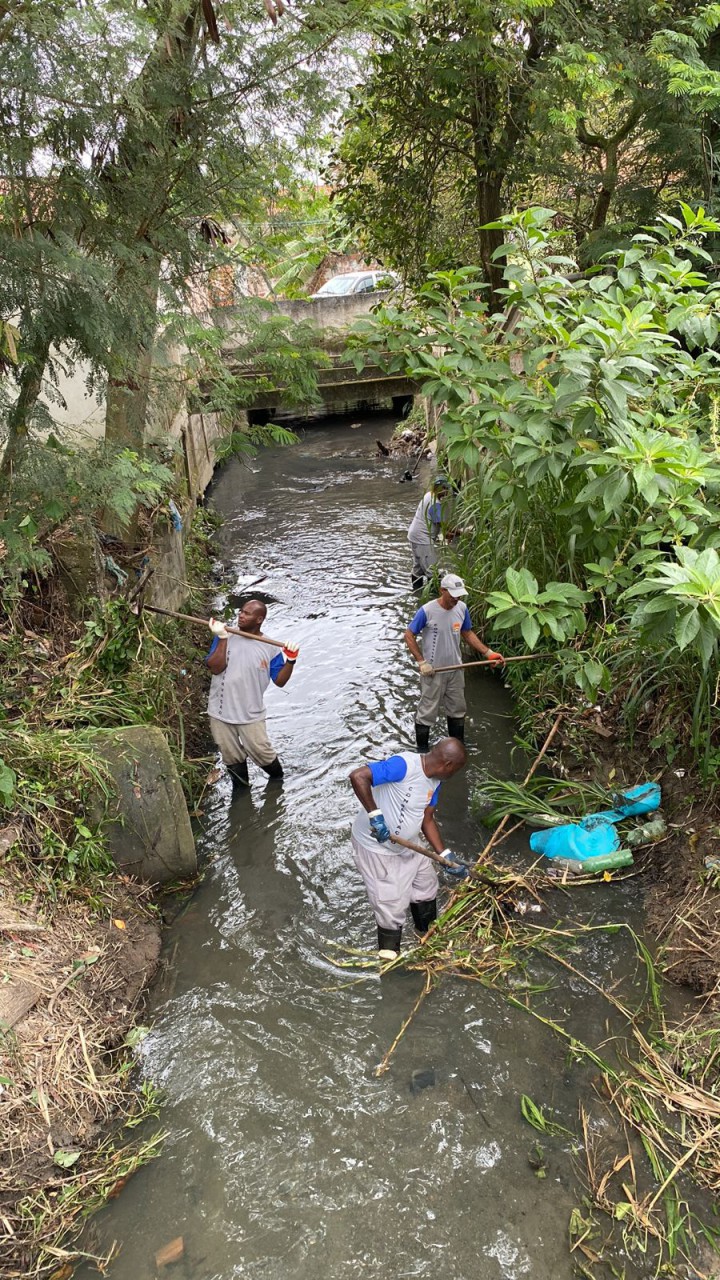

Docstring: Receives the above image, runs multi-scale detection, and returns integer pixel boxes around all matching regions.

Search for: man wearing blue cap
[404,573,504,750]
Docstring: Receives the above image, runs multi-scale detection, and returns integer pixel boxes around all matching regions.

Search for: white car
[311,270,399,299]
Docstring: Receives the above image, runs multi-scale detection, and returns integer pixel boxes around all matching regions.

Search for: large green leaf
[675,609,701,651]
[520,615,541,649]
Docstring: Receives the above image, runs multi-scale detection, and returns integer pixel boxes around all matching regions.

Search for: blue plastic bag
[530,819,620,862]
[529,782,661,862]
[594,782,661,823]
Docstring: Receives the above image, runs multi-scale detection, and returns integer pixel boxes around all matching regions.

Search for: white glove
[419,660,434,677]
[209,617,229,639]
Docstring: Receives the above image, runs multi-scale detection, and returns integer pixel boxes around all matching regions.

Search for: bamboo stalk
[475,712,564,863]
[141,604,286,649]
[374,971,434,1078]
[431,653,554,674]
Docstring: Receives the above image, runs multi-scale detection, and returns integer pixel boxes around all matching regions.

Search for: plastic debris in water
[625,817,667,847]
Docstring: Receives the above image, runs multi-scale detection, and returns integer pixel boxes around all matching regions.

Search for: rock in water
[410,1067,436,1094]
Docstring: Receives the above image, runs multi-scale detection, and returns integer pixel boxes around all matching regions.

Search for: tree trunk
[476,176,504,306]
[104,3,203,449]
[105,268,160,450]
[470,76,506,308]
[590,142,618,232]
[0,332,51,488]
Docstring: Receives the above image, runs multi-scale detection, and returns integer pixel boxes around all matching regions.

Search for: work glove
[209,617,229,639]
[368,810,391,843]
[484,649,504,668]
[440,849,469,879]
[283,637,300,663]
[419,660,434,677]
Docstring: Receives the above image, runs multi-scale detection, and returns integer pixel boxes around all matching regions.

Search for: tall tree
[0,0,368,479]
[334,0,720,290]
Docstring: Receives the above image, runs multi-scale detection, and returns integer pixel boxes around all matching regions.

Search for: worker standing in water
[205,599,300,787]
[349,738,468,959]
[406,474,451,591]
[404,573,504,751]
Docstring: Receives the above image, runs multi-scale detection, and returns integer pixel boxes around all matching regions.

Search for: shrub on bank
[352,205,720,774]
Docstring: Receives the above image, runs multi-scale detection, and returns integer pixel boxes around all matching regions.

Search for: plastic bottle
[625,817,667,847]
[547,848,634,876]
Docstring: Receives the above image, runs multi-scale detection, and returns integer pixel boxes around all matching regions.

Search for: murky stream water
[81,418,655,1280]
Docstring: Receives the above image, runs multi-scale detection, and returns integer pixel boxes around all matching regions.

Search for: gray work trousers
[209,715,278,767]
[352,835,438,930]
[416,669,466,726]
[409,539,437,580]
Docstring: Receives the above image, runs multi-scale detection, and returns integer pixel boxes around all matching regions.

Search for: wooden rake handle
[389,833,453,867]
[430,654,554,674]
[141,604,287,649]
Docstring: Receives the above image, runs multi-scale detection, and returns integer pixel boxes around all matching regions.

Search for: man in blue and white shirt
[404,572,503,751]
[350,738,467,959]
[205,599,300,788]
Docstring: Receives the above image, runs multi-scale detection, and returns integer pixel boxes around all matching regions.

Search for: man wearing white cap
[403,573,504,751]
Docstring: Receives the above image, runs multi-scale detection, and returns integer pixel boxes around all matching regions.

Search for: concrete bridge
[214,290,417,418]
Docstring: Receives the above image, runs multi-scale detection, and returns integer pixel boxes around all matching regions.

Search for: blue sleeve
[369,756,409,786]
[204,637,219,665]
[407,607,428,636]
[461,606,472,631]
[428,501,442,525]
[269,653,285,682]
[429,783,441,807]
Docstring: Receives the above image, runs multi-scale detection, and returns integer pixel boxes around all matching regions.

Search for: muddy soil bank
[0,870,162,1278]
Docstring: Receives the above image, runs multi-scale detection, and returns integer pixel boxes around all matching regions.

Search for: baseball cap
[441,573,468,597]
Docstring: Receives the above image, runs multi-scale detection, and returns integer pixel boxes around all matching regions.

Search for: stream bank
[0,506,220,1278]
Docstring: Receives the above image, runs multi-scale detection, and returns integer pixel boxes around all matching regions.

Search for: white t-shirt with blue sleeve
[407,492,443,547]
[407,598,472,668]
[352,752,442,854]
[206,634,285,724]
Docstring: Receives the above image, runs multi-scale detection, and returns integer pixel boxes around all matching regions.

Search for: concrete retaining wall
[91,725,197,886]
[215,290,393,340]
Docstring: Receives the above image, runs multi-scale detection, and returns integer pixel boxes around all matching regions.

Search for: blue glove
[369,810,391,843]
[441,849,469,879]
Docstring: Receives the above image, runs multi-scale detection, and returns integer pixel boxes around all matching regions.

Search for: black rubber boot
[261,757,284,780]
[415,722,431,752]
[411,574,424,591]
[377,925,402,959]
[228,760,250,788]
[446,716,465,742]
[410,898,437,935]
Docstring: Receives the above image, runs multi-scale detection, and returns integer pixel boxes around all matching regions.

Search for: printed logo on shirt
[260,658,269,671]
[452,621,462,631]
